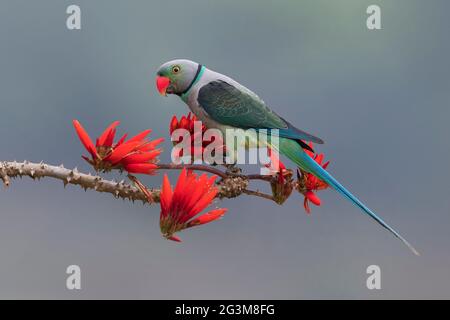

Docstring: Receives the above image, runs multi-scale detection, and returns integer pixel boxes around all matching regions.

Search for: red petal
[168,235,182,242]
[170,116,179,135]
[187,208,227,228]
[305,190,321,206]
[114,133,128,148]
[180,174,211,223]
[179,117,190,130]
[160,174,173,217]
[97,121,120,147]
[170,168,189,215]
[139,137,165,151]
[126,129,152,144]
[104,128,116,147]
[121,150,161,164]
[174,167,188,194]
[205,175,217,188]
[123,163,157,174]
[315,154,324,165]
[105,141,140,164]
[73,120,98,159]
[181,185,207,222]
[188,188,218,218]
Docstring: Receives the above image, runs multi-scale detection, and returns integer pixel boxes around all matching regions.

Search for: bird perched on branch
[155,59,418,255]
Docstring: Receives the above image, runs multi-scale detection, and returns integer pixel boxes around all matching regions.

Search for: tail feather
[279,138,419,256]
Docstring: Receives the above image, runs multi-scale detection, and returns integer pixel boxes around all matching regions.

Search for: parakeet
[155,59,419,255]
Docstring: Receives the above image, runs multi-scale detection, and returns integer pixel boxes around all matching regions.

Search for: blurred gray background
[0,0,449,299]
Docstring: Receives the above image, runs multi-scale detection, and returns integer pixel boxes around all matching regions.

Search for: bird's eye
[171,65,181,74]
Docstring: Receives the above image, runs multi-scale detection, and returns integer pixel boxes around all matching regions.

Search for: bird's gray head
[156,59,201,96]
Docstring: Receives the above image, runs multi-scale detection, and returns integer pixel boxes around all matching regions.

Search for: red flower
[170,113,204,153]
[169,112,225,160]
[298,142,330,213]
[73,120,163,174]
[169,112,202,136]
[157,168,227,242]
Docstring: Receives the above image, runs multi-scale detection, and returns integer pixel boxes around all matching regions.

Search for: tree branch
[0,161,283,205]
[1,161,152,203]
[157,163,228,179]
[157,163,275,182]
[242,189,275,201]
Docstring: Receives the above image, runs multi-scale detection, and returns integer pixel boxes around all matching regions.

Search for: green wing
[198,80,286,128]
[197,80,324,144]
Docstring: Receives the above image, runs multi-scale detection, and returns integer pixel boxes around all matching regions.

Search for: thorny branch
[0,161,280,204]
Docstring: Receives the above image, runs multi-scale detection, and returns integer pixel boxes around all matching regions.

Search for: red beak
[156,76,170,96]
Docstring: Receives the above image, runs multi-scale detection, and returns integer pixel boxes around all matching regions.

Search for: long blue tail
[279,138,419,255]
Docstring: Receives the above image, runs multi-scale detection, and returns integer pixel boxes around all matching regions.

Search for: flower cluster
[297,142,330,213]
[169,112,225,161]
[134,168,227,242]
[73,120,163,174]
[169,112,202,137]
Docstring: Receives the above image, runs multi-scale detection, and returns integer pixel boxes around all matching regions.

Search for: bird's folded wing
[197,80,323,144]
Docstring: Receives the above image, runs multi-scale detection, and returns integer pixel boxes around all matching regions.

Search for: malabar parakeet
[155,59,418,255]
